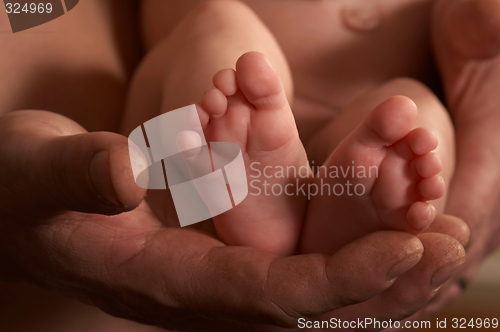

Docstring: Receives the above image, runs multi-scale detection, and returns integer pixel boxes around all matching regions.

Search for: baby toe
[418,175,445,200]
[201,88,228,118]
[194,104,210,127]
[356,95,418,148]
[213,68,238,96]
[407,201,436,232]
[235,52,287,111]
[176,130,203,158]
[406,127,438,155]
[415,152,442,178]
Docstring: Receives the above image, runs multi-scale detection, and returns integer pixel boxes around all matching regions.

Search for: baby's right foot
[301,96,444,254]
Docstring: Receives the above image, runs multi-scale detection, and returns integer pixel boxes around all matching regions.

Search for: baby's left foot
[301,96,444,254]
[193,52,310,255]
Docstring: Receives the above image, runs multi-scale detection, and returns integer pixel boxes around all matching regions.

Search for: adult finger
[406,202,500,327]
[426,214,470,246]
[438,0,500,60]
[0,110,146,218]
[97,230,424,330]
[325,233,465,330]
[445,121,500,239]
[401,280,461,325]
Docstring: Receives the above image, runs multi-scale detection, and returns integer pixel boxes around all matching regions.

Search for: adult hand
[406,0,500,320]
[0,110,448,331]
[293,216,465,332]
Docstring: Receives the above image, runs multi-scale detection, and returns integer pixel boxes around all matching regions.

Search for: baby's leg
[123,0,293,133]
[125,1,308,255]
[301,78,455,253]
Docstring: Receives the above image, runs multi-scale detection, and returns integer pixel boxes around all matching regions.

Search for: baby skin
[301,96,445,253]
[194,52,447,255]
[126,0,455,256]
[192,53,311,255]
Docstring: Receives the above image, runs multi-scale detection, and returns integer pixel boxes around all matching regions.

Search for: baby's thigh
[126,0,292,133]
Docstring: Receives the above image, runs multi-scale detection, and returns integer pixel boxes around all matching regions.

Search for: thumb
[445,124,500,236]
[104,230,424,330]
[436,0,500,60]
[0,111,146,218]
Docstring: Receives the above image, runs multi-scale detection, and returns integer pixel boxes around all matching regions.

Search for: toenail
[427,205,436,223]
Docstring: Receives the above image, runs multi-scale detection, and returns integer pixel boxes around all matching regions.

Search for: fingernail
[90,150,122,207]
[431,260,465,289]
[387,255,422,280]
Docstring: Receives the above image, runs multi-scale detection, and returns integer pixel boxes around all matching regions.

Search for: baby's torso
[242,0,436,111]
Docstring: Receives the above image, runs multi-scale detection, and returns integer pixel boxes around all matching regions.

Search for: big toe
[233,52,298,153]
[356,95,418,148]
[235,52,287,111]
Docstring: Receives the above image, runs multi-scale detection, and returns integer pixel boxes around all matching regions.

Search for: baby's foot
[196,52,310,255]
[301,96,444,254]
